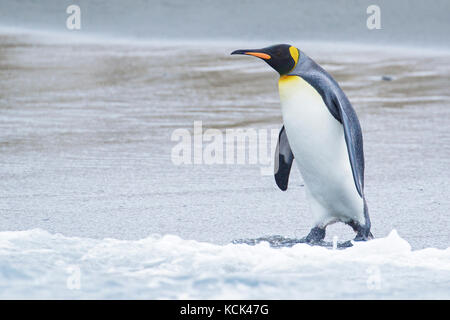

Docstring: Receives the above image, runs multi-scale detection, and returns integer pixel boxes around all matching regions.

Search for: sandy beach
[0,23,449,298]
[0,30,449,249]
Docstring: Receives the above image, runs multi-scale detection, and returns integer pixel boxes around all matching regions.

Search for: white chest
[278,75,345,171]
[278,75,363,224]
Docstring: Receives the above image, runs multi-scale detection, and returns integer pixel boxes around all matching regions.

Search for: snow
[0,30,449,300]
[0,229,448,299]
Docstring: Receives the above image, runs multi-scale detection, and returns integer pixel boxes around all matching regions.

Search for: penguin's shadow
[232,235,353,249]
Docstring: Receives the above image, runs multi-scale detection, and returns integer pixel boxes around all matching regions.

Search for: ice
[0,29,449,299]
[0,229,448,299]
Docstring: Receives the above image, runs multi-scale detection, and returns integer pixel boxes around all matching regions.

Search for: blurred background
[0,0,449,300]
[1,0,450,48]
[0,0,449,250]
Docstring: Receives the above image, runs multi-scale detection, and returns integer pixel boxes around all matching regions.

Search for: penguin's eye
[274,48,289,59]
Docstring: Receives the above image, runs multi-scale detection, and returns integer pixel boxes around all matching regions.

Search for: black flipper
[274,126,294,191]
[332,94,365,197]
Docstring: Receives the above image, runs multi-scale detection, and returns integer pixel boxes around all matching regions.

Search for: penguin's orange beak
[231,49,271,60]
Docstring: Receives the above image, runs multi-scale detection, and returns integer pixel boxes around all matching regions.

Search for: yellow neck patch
[289,46,299,69]
[279,75,296,82]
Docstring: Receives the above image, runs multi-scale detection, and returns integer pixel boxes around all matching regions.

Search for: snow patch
[0,229,448,299]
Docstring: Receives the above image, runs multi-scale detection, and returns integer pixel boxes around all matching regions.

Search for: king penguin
[231,44,373,243]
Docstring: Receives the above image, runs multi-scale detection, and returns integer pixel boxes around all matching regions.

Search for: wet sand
[0,30,449,249]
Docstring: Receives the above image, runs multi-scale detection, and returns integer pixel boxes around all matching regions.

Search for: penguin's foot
[300,226,326,244]
[347,220,373,242]
[354,231,374,241]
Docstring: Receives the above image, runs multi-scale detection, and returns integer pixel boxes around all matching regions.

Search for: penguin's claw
[346,220,373,241]
[298,237,327,246]
[353,231,374,241]
[301,227,326,244]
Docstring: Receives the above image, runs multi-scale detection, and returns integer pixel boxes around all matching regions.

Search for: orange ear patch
[245,52,271,60]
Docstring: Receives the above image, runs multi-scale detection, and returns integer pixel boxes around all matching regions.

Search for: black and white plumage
[232,44,373,242]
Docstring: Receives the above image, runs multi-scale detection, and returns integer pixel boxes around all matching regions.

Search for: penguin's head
[231,44,299,75]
